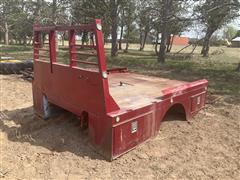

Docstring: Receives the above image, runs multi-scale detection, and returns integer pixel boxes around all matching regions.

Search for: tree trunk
[61,32,65,46]
[125,41,129,53]
[119,23,124,50]
[110,0,118,57]
[35,0,42,24]
[111,21,118,57]
[139,25,143,51]
[201,28,214,57]
[62,36,64,46]
[166,34,171,52]
[23,36,27,45]
[52,0,57,23]
[158,0,170,63]
[140,30,148,51]
[124,28,130,53]
[0,32,2,43]
[155,32,159,55]
[169,35,174,52]
[119,9,124,50]
[158,31,167,63]
[52,0,59,51]
[4,22,9,45]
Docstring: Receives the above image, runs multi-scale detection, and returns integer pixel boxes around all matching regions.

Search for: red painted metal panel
[33,61,116,116]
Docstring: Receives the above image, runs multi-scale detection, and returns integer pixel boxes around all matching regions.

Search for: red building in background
[171,35,189,46]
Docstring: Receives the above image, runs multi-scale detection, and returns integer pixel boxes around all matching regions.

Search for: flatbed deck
[109,73,185,109]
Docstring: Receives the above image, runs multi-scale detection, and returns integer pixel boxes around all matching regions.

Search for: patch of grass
[0,45,33,60]
[0,45,32,53]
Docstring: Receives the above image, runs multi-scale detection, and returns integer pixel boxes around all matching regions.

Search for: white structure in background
[231,37,240,47]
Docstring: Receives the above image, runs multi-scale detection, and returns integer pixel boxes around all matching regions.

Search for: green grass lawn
[0,45,33,60]
[1,44,239,97]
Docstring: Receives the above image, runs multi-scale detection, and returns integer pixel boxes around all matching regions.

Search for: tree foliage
[196,0,240,56]
[0,0,239,62]
[0,0,70,45]
[223,26,238,41]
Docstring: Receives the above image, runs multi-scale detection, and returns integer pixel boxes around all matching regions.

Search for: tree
[166,18,192,52]
[196,0,240,57]
[110,0,119,56]
[109,0,130,56]
[122,0,136,52]
[223,25,238,41]
[0,0,37,45]
[71,0,128,57]
[155,0,189,62]
[0,0,70,45]
[118,7,125,50]
[34,0,43,24]
[157,0,169,63]
[137,0,153,51]
[234,30,240,38]
[150,0,192,63]
[0,0,20,45]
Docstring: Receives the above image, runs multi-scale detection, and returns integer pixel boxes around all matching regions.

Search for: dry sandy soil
[0,75,239,179]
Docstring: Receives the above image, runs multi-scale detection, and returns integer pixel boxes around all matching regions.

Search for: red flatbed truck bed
[32,19,208,160]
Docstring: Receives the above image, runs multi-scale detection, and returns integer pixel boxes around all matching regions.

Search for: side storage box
[190,91,207,113]
[113,112,154,158]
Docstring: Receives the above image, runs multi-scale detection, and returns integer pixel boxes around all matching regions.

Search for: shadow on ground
[0,106,104,160]
[0,105,188,161]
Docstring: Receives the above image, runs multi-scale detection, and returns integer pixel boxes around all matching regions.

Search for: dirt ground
[0,75,239,179]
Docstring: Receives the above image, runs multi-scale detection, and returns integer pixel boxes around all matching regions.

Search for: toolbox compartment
[190,91,207,113]
[113,112,154,157]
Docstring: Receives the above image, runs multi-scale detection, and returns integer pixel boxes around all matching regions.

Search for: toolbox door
[113,112,154,157]
[190,91,206,113]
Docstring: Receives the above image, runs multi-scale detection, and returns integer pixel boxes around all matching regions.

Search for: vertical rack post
[94,19,107,76]
[34,31,40,61]
[49,30,56,73]
[69,29,77,67]
[94,19,120,113]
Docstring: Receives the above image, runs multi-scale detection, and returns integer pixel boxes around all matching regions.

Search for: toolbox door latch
[131,121,138,133]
